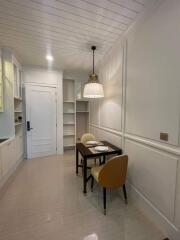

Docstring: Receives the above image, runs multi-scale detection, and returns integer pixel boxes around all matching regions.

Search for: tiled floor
[0,151,164,240]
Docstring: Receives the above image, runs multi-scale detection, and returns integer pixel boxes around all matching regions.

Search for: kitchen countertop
[0,138,14,148]
[0,139,8,143]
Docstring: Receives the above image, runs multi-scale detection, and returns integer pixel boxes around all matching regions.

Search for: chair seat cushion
[91,165,104,182]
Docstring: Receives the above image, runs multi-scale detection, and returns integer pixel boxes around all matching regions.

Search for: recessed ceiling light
[46,55,54,61]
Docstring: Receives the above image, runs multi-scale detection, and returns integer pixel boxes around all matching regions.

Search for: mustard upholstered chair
[91,154,128,215]
[80,133,96,144]
[77,133,99,174]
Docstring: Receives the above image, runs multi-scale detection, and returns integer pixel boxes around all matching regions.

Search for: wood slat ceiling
[0,0,148,71]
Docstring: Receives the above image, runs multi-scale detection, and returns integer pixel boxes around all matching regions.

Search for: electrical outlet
[160,132,168,141]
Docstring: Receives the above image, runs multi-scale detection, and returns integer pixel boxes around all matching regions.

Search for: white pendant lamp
[83,46,104,98]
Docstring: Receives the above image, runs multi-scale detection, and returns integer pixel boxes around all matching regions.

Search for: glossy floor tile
[0,151,164,240]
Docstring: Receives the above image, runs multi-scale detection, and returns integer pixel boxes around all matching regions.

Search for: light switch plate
[160,132,168,141]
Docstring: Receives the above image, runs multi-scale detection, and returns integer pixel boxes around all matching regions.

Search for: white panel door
[26,85,57,159]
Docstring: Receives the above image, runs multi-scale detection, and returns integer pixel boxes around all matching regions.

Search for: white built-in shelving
[63,79,76,150]
[76,100,89,143]
[14,94,23,135]
[63,79,90,150]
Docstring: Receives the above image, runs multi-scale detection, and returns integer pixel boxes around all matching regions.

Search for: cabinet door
[19,135,23,159]
[14,137,19,162]
[15,135,23,162]
[0,149,2,181]
[13,57,22,99]
[1,140,14,177]
[13,63,18,98]
[18,69,22,99]
[8,140,14,170]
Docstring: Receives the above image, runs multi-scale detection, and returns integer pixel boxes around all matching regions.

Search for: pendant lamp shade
[83,82,104,98]
[83,74,104,98]
[83,46,104,98]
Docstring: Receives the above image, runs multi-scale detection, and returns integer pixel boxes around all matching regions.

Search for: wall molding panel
[128,182,180,240]
[90,125,122,148]
[90,124,180,157]
[89,1,180,239]
[99,41,124,132]
[90,126,180,240]
[90,124,123,137]
[125,139,178,222]
[125,133,180,156]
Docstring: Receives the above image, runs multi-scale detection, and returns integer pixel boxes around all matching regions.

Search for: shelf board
[15,122,22,126]
[63,112,75,114]
[76,99,88,102]
[64,144,75,147]
[63,134,75,137]
[14,111,22,113]
[63,101,75,103]
[64,145,75,149]
[76,111,89,113]
[63,123,75,125]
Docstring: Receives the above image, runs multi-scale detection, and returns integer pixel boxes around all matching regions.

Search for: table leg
[103,155,106,164]
[83,157,87,194]
[76,148,79,175]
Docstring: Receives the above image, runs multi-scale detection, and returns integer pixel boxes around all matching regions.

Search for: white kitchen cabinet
[14,135,23,162]
[0,149,2,182]
[0,48,14,138]
[0,138,23,188]
[0,48,24,190]
[1,139,14,177]
[13,57,22,100]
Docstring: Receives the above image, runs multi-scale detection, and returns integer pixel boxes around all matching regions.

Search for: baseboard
[127,183,180,240]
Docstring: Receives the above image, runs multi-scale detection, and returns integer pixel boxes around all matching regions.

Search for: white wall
[90,1,180,239]
[64,70,89,100]
[99,44,123,132]
[23,67,63,155]
[126,0,180,146]
[63,70,87,82]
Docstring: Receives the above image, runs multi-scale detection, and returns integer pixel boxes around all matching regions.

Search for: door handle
[27,121,33,131]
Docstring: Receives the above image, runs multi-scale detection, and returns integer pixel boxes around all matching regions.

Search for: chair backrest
[98,155,128,189]
[81,133,96,144]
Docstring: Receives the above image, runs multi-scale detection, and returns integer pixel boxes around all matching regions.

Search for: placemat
[83,141,104,148]
[89,146,114,154]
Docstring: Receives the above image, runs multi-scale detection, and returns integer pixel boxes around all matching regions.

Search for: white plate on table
[94,146,109,152]
[86,141,98,145]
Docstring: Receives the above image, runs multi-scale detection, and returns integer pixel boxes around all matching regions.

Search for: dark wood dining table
[76,141,122,194]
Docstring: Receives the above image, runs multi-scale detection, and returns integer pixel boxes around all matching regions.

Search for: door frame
[25,83,57,159]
